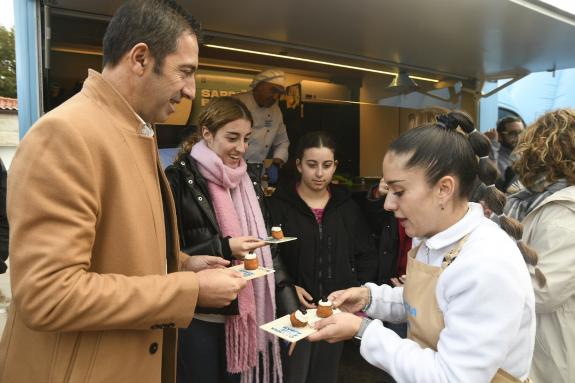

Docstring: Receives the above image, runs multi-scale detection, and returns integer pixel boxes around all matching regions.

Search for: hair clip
[479,155,489,160]
[468,129,479,136]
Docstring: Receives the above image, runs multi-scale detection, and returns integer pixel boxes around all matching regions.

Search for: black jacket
[364,187,400,285]
[165,156,297,315]
[268,184,378,311]
[0,158,8,274]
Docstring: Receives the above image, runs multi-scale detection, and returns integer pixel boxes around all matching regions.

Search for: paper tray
[229,264,275,280]
[260,308,340,342]
[262,236,297,244]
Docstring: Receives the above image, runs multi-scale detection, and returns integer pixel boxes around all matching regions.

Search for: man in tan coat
[0,1,246,382]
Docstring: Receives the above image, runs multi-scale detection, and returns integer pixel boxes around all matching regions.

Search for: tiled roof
[0,97,18,111]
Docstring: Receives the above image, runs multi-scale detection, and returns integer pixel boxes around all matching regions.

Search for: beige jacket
[0,70,198,383]
[521,185,575,383]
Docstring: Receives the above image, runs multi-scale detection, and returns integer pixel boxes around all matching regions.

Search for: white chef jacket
[235,91,289,164]
[360,203,535,383]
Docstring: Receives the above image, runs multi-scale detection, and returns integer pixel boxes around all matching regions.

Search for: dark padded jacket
[165,156,297,316]
[267,183,379,313]
[363,187,400,285]
[0,158,8,274]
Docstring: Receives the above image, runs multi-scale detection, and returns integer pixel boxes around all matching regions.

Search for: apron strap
[441,234,470,269]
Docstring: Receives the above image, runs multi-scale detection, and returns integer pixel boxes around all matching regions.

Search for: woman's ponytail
[436,111,546,288]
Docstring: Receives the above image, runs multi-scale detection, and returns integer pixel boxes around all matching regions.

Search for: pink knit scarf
[190,140,282,383]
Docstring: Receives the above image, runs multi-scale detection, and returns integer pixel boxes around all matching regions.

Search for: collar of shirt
[416,203,483,263]
[135,114,154,137]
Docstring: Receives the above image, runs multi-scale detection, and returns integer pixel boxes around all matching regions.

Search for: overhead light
[205,44,439,83]
[386,71,419,94]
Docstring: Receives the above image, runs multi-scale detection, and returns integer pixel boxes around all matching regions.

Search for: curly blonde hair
[513,108,575,189]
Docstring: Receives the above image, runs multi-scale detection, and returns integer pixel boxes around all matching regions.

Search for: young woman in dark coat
[267,131,378,383]
[165,97,288,383]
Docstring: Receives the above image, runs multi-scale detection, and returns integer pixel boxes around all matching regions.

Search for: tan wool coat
[0,70,199,383]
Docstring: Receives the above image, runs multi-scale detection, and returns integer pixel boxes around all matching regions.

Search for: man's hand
[372,177,389,199]
[308,312,362,343]
[229,236,266,259]
[183,255,230,272]
[328,287,369,313]
[272,158,284,167]
[390,274,406,287]
[484,129,498,141]
[295,285,316,309]
[196,268,246,308]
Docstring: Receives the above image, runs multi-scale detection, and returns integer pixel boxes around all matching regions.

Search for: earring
[440,203,445,211]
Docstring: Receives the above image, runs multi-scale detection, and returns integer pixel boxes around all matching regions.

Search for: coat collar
[525,185,575,216]
[420,202,483,251]
[81,69,152,136]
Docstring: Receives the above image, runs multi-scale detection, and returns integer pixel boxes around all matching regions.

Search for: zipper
[327,234,333,279]
[318,223,323,298]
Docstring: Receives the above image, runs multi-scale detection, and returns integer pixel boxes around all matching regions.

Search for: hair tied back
[436,114,458,130]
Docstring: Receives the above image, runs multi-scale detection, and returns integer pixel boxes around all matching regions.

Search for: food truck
[14,0,575,177]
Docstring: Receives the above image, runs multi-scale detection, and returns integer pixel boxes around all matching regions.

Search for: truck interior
[36,0,575,176]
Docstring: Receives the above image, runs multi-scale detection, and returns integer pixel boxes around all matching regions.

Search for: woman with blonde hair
[505,108,575,383]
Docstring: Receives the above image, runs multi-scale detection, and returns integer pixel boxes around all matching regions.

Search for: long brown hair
[174,96,253,163]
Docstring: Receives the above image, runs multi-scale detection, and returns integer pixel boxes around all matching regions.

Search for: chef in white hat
[235,69,290,169]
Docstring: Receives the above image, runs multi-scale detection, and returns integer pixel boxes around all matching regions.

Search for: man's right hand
[484,128,498,141]
[196,268,246,308]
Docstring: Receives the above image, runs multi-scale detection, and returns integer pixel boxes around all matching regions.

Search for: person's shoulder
[234,91,252,102]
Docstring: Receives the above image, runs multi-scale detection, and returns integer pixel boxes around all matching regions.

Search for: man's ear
[436,175,456,204]
[128,43,152,75]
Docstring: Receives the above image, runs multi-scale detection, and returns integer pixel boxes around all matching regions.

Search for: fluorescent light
[538,0,575,14]
[205,44,439,83]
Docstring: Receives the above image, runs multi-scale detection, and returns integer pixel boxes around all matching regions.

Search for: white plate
[260,308,340,343]
[229,264,275,280]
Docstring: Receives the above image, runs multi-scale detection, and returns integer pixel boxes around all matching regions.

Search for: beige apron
[403,235,530,383]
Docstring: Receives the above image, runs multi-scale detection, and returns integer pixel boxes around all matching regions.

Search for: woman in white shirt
[308,113,538,383]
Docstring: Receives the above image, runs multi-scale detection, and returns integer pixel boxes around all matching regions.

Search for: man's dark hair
[102,0,201,73]
[496,116,523,134]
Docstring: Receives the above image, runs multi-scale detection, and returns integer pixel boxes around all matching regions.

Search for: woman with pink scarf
[166,97,282,383]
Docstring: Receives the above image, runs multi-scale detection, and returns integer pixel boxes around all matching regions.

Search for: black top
[0,158,8,274]
[267,183,378,305]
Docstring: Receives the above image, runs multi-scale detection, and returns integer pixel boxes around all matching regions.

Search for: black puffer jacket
[165,156,298,315]
[363,187,400,285]
[268,184,378,310]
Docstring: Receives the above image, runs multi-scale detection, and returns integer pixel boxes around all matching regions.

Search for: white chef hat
[250,69,285,89]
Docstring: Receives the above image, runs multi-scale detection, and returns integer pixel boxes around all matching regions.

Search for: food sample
[289,307,309,328]
[243,252,258,270]
[271,226,284,240]
[316,297,333,318]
